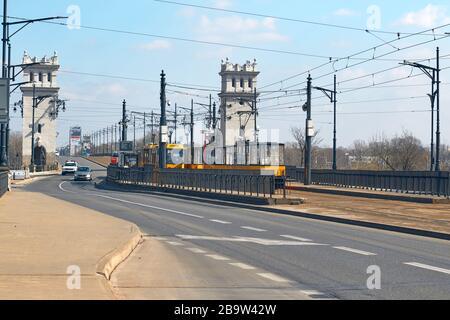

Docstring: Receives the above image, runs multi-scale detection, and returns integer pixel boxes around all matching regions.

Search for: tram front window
[167,149,184,165]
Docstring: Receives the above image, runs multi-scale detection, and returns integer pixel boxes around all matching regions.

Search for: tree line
[286,127,450,171]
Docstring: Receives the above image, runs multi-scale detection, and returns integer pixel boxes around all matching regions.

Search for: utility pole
[191,99,194,164]
[30,84,36,170]
[133,115,136,152]
[435,47,441,171]
[304,74,312,185]
[212,102,217,130]
[121,99,127,142]
[151,111,155,144]
[0,0,8,166]
[0,2,66,166]
[143,112,146,146]
[253,87,258,143]
[401,47,440,171]
[313,75,337,171]
[106,126,110,155]
[114,125,117,152]
[174,104,178,143]
[209,94,212,129]
[159,70,167,169]
[111,125,114,153]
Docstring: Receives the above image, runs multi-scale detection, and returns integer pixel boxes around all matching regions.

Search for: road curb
[288,185,450,204]
[29,170,61,178]
[96,224,143,280]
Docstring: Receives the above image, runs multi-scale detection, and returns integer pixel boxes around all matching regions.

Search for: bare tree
[367,131,426,171]
[8,131,23,169]
[290,126,323,167]
[390,131,426,170]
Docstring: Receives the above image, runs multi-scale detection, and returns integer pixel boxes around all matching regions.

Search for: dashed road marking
[241,226,267,232]
[93,194,204,219]
[280,235,312,242]
[206,254,230,261]
[404,262,450,275]
[301,290,323,296]
[186,248,207,254]
[333,246,376,256]
[153,237,168,241]
[176,234,327,246]
[210,219,232,224]
[257,273,291,283]
[167,241,184,246]
[229,262,256,270]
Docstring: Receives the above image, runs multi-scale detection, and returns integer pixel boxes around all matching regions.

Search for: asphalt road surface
[25,157,450,300]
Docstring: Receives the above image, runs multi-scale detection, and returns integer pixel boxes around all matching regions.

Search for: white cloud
[333,8,359,17]
[140,39,171,51]
[197,15,289,44]
[397,4,450,28]
[215,0,232,9]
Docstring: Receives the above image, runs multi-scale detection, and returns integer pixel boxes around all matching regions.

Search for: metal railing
[0,167,9,198]
[286,167,450,197]
[107,166,283,198]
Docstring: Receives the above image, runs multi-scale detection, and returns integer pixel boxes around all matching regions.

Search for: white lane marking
[257,273,291,283]
[167,241,184,246]
[93,194,204,219]
[58,181,75,193]
[241,226,267,232]
[186,248,207,254]
[229,262,256,270]
[153,237,168,241]
[206,254,230,261]
[301,290,325,296]
[404,262,450,275]
[280,235,312,242]
[176,235,327,246]
[333,246,377,256]
[210,219,232,224]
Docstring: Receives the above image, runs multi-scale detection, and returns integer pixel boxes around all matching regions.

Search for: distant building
[20,51,60,168]
[219,59,260,146]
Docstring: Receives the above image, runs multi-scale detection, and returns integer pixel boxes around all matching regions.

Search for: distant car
[62,161,78,175]
[74,166,92,181]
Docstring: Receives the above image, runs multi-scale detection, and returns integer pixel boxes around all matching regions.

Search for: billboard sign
[70,126,82,139]
[0,78,10,124]
[120,141,133,152]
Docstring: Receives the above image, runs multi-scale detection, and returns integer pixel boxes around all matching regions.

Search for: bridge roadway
[25,157,450,299]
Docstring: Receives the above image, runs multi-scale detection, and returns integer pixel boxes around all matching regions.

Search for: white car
[62,161,78,175]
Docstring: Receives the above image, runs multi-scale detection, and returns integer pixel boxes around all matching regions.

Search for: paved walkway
[277,190,450,235]
[0,189,139,300]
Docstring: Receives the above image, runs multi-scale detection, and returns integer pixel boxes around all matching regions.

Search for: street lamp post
[313,75,337,171]
[0,0,66,166]
[401,47,441,171]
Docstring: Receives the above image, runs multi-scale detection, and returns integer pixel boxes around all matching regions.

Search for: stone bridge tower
[20,51,60,168]
[219,59,260,147]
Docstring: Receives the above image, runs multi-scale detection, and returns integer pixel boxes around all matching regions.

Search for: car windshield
[64,163,76,167]
[77,167,90,172]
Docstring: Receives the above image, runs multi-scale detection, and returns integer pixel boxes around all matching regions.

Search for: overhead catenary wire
[259,25,450,95]
[154,0,447,37]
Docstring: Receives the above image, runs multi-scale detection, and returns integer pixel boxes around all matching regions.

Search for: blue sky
[7,0,450,148]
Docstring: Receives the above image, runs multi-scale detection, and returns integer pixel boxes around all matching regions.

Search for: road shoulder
[0,189,141,299]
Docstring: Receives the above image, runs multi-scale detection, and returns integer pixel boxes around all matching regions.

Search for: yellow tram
[138,142,286,177]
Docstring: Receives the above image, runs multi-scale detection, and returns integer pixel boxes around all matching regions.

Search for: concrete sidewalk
[277,190,450,235]
[0,190,141,300]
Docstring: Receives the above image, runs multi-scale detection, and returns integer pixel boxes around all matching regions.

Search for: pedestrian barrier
[0,167,9,198]
[107,166,286,198]
[286,167,450,197]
